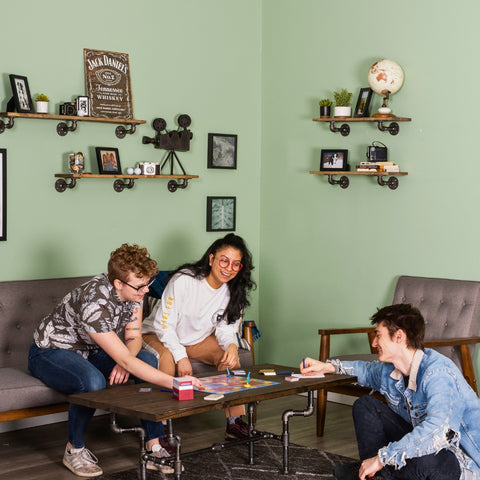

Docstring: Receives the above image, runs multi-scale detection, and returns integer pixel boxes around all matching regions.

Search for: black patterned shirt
[33,273,141,357]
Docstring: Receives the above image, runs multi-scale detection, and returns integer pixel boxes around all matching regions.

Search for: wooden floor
[0,397,358,480]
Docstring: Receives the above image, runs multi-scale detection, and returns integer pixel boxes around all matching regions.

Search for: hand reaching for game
[300,357,336,376]
[177,357,193,376]
[221,344,239,369]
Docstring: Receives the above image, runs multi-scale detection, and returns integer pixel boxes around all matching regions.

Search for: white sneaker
[147,443,175,474]
[63,445,103,477]
[147,443,185,473]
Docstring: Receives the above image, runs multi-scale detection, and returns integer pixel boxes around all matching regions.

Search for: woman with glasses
[143,233,256,440]
[28,244,201,478]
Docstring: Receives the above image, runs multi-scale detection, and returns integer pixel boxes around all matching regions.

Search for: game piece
[204,394,225,401]
[226,367,233,377]
[291,373,325,379]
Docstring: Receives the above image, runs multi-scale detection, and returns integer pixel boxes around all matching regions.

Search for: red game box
[172,377,194,401]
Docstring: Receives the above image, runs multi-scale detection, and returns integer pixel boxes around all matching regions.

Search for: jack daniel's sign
[84,49,133,119]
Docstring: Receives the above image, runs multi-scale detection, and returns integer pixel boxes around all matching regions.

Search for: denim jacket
[331,349,480,480]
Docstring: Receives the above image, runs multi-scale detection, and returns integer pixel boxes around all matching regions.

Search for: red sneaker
[225,417,250,440]
[159,436,176,456]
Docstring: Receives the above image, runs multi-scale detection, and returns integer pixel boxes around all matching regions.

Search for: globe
[368,59,404,116]
[368,59,404,96]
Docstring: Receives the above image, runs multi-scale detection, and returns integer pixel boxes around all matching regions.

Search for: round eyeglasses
[216,255,243,272]
[119,279,154,292]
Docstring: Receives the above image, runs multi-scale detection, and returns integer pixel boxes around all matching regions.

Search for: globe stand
[372,91,398,119]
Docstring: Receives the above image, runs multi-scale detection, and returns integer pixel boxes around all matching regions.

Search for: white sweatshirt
[142,271,240,363]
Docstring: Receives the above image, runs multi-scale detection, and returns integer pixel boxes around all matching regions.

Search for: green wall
[0,0,261,318]
[1,0,480,373]
[259,0,480,369]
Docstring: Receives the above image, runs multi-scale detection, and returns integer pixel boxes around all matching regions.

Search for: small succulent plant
[35,94,50,102]
[333,89,352,107]
[318,98,332,107]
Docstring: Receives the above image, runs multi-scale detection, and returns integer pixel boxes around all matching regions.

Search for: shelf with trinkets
[0,112,146,138]
[312,114,412,137]
[309,170,408,190]
[54,173,199,193]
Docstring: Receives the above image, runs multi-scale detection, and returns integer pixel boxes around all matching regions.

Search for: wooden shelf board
[312,116,411,122]
[0,112,146,124]
[310,171,408,176]
[55,173,199,179]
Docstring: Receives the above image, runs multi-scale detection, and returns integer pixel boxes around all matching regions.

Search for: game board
[195,374,280,395]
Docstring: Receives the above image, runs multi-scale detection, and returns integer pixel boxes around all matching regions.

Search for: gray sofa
[0,276,254,423]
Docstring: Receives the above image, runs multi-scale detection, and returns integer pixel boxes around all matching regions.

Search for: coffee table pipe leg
[247,402,257,465]
[281,391,315,474]
[110,413,147,480]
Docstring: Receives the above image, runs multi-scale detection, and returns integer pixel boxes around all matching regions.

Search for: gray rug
[101,439,355,479]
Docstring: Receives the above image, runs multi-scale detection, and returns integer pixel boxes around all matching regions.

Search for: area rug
[101,439,355,479]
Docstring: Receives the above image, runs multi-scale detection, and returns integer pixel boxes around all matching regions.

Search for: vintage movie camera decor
[142,114,193,176]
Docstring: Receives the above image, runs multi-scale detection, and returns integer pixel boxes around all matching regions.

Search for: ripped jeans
[353,396,460,480]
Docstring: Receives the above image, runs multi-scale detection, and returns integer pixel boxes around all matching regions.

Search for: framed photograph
[95,147,122,174]
[0,149,6,241]
[84,49,133,119]
[76,96,90,117]
[206,196,236,232]
[8,75,33,113]
[353,87,373,118]
[207,133,237,169]
[320,149,349,171]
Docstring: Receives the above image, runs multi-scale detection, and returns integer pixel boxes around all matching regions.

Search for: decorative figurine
[142,114,193,175]
[69,152,85,174]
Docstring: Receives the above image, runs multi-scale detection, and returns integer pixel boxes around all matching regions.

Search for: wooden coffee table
[69,363,355,479]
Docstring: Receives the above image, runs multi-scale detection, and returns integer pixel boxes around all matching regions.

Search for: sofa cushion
[0,368,67,412]
[0,276,91,370]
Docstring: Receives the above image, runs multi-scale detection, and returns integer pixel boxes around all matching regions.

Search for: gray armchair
[316,275,480,437]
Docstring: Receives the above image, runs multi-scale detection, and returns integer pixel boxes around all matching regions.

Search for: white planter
[334,106,351,117]
[36,101,49,114]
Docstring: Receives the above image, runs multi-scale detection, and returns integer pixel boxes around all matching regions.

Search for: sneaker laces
[70,447,99,466]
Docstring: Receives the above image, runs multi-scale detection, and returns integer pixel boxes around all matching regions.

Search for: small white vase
[36,101,49,114]
[334,106,351,117]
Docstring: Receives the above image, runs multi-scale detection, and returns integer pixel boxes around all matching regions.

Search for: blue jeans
[28,343,165,448]
[353,396,460,480]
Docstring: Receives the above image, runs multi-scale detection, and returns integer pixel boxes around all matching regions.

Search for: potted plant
[333,88,352,117]
[318,98,332,118]
[35,94,50,114]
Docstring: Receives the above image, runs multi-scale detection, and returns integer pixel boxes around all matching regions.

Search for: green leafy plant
[333,89,352,107]
[318,98,332,107]
[35,94,50,102]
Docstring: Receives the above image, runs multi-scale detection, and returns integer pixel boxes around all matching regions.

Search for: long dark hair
[168,234,256,324]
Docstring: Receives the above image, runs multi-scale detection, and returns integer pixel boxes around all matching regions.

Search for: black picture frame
[8,74,33,113]
[0,149,6,241]
[207,133,237,169]
[95,147,122,174]
[353,87,373,118]
[320,149,349,171]
[206,196,236,232]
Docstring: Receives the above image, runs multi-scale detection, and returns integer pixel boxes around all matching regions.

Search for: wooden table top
[69,364,356,422]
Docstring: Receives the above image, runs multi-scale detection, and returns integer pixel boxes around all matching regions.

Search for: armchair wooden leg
[316,388,328,437]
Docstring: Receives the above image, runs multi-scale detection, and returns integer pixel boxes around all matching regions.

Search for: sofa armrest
[318,327,377,361]
[424,336,480,393]
[424,336,480,347]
